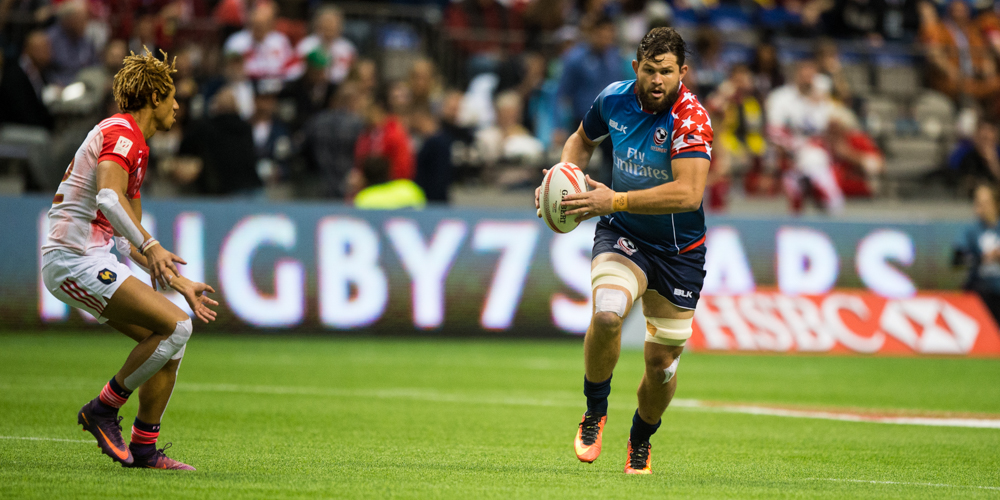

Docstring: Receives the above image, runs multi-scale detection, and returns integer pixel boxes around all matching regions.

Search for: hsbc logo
[694,292,987,355]
[879,298,979,354]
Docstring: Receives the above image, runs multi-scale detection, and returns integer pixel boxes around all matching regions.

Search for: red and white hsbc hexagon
[690,291,1000,356]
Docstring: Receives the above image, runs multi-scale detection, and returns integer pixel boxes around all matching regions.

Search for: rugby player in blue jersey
[535,27,713,474]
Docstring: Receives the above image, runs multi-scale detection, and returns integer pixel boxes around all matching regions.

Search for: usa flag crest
[653,127,668,146]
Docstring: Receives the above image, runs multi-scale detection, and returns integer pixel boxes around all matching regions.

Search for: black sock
[629,409,660,444]
[583,375,612,416]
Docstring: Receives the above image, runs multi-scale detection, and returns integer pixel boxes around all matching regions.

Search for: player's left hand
[168,275,219,323]
[561,175,613,222]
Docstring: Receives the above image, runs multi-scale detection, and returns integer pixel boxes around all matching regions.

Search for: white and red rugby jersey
[42,113,149,255]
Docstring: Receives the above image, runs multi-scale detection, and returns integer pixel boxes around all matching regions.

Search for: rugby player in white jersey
[40,49,217,470]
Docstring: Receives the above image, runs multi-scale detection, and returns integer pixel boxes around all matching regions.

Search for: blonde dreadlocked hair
[112,47,177,112]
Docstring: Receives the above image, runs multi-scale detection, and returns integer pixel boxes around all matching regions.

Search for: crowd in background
[1,0,1000,213]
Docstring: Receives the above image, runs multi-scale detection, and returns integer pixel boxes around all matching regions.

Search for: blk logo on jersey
[97,269,117,284]
[614,237,637,256]
[653,127,668,146]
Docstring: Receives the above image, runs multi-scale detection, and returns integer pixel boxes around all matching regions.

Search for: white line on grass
[176,383,1000,430]
[0,436,91,443]
[805,478,1000,491]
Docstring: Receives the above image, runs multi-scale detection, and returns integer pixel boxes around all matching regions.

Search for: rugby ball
[540,162,588,233]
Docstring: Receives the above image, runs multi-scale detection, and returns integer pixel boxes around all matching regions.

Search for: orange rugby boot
[574,412,607,463]
[624,439,652,474]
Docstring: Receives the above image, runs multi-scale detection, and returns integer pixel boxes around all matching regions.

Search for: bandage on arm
[97,188,146,248]
[95,160,150,249]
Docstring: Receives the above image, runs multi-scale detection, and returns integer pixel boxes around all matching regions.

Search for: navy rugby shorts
[592,222,707,310]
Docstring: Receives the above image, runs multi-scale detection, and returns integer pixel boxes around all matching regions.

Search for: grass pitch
[1,333,999,499]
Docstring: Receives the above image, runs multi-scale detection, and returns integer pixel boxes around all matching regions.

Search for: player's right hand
[169,275,219,323]
[534,168,549,217]
[144,245,187,291]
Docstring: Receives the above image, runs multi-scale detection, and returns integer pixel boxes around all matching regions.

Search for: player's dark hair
[113,47,176,112]
[636,27,687,67]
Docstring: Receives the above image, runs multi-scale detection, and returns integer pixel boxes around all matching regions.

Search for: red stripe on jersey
[678,235,706,254]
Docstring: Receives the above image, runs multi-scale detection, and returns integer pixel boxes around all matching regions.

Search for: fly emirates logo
[614,148,670,181]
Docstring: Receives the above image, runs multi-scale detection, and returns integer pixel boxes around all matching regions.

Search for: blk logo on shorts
[97,269,117,284]
[614,237,637,256]
[674,288,693,298]
[653,127,668,146]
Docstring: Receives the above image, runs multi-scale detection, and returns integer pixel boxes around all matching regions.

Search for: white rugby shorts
[41,249,133,323]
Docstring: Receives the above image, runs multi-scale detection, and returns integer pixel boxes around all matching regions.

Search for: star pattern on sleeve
[670,86,714,160]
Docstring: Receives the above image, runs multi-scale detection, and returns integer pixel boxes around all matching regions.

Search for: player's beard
[636,81,677,114]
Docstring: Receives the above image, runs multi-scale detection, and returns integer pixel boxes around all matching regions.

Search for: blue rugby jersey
[581,80,713,256]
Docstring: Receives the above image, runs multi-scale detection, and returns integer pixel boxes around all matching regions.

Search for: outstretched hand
[168,275,219,323]
[561,176,614,222]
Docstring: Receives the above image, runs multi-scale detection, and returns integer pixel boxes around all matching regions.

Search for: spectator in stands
[0,0,53,51]
[444,0,524,77]
[815,39,855,106]
[282,49,336,132]
[202,52,255,120]
[438,88,475,146]
[689,27,728,99]
[291,5,356,86]
[408,58,443,112]
[947,119,1000,189]
[351,156,426,210]
[523,0,570,51]
[45,0,99,86]
[821,0,887,41]
[387,79,414,129]
[302,81,365,198]
[826,104,884,197]
[766,59,843,214]
[0,29,54,129]
[348,58,379,100]
[556,13,626,182]
[920,0,1000,105]
[250,78,293,187]
[979,2,1000,59]
[223,1,295,80]
[179,86,261,195]
[476,90,544,187]
[355,89,415,181]
[953,182,1000,323]
[128,13,158,56]
[706,65,769,196]
[412,105,454,203]
[749,41,785,97]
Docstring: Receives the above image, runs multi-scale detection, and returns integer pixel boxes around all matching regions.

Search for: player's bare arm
[96,160,185,290]
[562,157,710,221]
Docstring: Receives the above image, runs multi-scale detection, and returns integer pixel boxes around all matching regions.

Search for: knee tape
[591,260,640,315]
[124,318,192,390]
[662,356,680,384]
[594,288,628,317]
[644,316,693,346]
